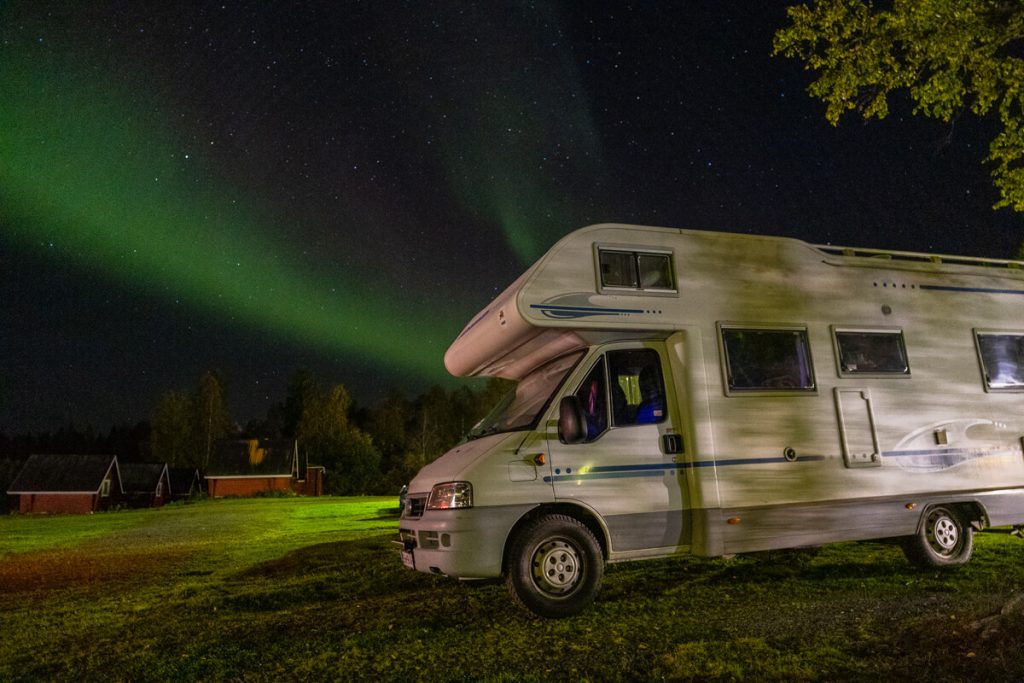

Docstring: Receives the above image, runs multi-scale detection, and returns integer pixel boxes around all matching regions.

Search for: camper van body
[398,224,1024,617]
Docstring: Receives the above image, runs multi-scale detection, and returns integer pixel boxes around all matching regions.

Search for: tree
[150,390,197,467]
[366,389,409,476]
[292,374,382,495]
[773,0,1024,210]
[283,369,320,438]
[194,371,231,468]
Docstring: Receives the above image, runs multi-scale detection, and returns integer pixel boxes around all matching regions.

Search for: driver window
[574,357,608,441]
[609,349,666,426]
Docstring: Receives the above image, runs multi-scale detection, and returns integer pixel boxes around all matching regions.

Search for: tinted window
[637,253,673,289]
[468,352,583,438]
[976,333,1024,389]
[835,331,909,375]
[722,328,815,392]
[598,249,675,291]
[599,250,638,288]
[574,357,609,441]
[609,349,666,426]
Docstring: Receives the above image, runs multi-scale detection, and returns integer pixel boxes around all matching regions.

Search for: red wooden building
[6,454,123,514]
[120,462,172,508]
[206,439,322,497]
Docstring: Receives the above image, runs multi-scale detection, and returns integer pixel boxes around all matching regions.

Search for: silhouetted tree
[150,390,197,467]
[293,373,382,494]
[194,371,231,468]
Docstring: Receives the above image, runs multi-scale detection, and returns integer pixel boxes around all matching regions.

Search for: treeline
[0,370,513,496]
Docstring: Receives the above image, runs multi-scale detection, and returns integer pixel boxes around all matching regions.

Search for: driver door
[545,342,688,554]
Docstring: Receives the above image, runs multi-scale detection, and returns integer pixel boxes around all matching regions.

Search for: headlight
[427,481,473,510]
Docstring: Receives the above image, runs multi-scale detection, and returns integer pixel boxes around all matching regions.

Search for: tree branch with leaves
[773,0,1024,211]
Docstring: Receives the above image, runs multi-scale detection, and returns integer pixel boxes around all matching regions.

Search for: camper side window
[598,248,675,292]
[608,349,667,426]
[574,357,609,440]
[721,327,816,393]
[834,330,910,375]
[976,332,1024,390]
[100,479,111,497]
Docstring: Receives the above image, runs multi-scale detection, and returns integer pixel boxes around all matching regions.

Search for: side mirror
[558,396,588,444]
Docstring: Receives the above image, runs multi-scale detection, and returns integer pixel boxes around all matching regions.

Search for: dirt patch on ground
[0,546,189,594]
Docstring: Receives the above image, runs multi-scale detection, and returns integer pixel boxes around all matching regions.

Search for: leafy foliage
[150,371,231,468]
[773,0,1024,210]
[149,389,197,466]
[195,371,232,468]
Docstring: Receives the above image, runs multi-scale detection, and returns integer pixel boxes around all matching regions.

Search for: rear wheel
[901,505,973,568]
[506,514,603,618]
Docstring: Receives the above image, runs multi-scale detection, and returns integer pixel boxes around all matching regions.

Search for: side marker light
[727,517,742,525]
[533,453,546,466]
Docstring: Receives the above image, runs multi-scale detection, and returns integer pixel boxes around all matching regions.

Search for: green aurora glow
[0,55,464,382]
[427,3,607,265]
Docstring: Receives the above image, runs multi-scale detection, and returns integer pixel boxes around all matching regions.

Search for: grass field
[1,497,1023,681]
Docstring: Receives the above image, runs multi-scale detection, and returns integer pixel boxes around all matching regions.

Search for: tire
[901,505,974,568]
[505,514,604,618]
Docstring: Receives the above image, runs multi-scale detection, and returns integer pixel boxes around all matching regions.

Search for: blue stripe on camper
[529,303,645,319]
[541,447,1017,483]
[920,284,1024,296]
[882,446,1015,470]
[542,454,826,483]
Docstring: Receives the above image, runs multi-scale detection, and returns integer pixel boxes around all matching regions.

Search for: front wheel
[901,505,973,568]
[506,514,603,618]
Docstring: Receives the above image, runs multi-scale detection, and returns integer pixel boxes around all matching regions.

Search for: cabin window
[834,329,910,376]
[574,357,609,440]
[597,248,675,292]
[975,332,1024,390]
[573,350,667,440]
[609,349,666,426]
[100,479,111,497]
[720,326,816,393]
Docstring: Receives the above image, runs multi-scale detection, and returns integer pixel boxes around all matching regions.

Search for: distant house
[6,454,123,514]
[296,464,326,497]
[206,439,302,497]
[120,463,172,508]
[168,467,202,500]
[0,458,24,511]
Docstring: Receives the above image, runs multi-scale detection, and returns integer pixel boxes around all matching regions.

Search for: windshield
[468,351,584,439]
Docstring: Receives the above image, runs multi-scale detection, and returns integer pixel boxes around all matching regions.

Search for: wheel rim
[531,538,582,596]
[927,511,960,555]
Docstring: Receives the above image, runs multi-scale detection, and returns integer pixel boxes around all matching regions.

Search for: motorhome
[398,223,1024,617]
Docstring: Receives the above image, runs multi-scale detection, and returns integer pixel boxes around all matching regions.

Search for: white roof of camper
[444,223,1024,380]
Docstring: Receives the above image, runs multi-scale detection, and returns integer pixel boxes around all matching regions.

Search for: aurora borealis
[2,2,1022,431]
[1,50,463,375]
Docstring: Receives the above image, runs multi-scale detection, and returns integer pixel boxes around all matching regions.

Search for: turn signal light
[533,453,546,466]
[905,503,916,510]
[727,517,742,525]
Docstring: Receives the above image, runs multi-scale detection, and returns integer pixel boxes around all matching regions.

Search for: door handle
[662,434,684,455]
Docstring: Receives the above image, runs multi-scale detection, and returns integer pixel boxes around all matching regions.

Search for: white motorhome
[398,223,1024,617]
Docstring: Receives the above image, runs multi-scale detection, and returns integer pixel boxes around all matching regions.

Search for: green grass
[2,498,1023,681]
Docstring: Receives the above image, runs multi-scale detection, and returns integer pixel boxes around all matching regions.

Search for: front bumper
[397,503,537,579]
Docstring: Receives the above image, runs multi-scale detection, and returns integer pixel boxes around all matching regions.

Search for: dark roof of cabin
[7,454,118,493]
[206,440,297,477]
[119,463,168,493]
[168,467,200,494]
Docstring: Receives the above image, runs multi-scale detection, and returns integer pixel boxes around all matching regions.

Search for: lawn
[1,497,1023,681]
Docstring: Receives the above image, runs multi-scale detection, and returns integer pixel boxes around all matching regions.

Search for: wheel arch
[502,502,609,574]
[914,500,989,533]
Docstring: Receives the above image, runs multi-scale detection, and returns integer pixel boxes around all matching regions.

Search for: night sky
[2,1,1022,434]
